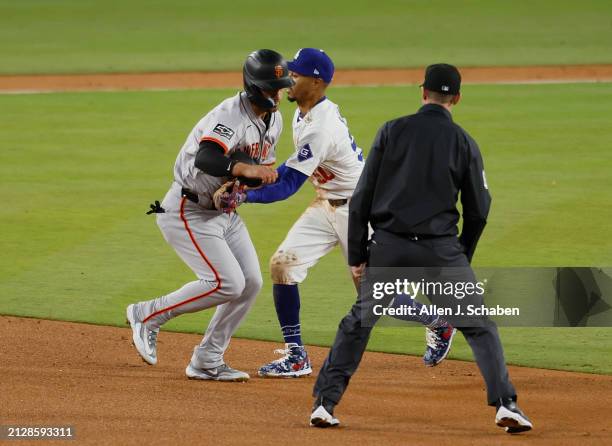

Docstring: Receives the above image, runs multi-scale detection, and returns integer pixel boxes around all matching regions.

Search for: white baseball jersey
[173,92,281,206]
[285,98,363,199]
[270,97,366,285]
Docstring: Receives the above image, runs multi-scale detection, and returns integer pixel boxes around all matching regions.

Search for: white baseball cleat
[310,405,340,428]
[126,304,158,365]
[495,398,533,433]
[185,363,250,382]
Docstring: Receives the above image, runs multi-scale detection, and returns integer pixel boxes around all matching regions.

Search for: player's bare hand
[246,165,278,184]
[257,165,278,184]
[351,263,366,280]
[233,163,278,184]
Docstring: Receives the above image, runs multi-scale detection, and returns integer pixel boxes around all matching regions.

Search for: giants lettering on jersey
[242,142,271,160]
[312,166,336,184]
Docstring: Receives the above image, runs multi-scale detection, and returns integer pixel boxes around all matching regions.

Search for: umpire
[309,64,533,434]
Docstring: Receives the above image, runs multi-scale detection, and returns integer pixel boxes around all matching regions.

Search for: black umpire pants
[313,231,516,407]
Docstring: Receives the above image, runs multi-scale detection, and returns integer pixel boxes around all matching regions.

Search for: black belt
[374,230,450,243]
[181,188,199,204]
[328,198,348,207]
[405,233,443,241]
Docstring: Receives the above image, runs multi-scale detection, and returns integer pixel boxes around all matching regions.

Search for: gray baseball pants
[133,184,262,368]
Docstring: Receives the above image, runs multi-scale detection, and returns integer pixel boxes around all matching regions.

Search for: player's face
[287,71,312,103]
[262,88,283,111]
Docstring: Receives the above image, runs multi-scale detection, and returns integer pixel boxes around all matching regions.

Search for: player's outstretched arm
[194,140,277,184]
[245,163,308,204]
[232,162,278,184]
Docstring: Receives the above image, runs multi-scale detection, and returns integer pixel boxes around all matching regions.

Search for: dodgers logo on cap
[287,48,335,84]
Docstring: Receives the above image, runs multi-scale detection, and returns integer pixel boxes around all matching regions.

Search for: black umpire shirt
[348,103,491,266]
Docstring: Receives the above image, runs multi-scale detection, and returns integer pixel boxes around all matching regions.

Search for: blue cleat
[423,322,456,367]
[258,343,312,378]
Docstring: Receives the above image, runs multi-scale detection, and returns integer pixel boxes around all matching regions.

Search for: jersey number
[312,166,336,184]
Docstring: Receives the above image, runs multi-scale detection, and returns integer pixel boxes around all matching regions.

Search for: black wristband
[228,159,238,176]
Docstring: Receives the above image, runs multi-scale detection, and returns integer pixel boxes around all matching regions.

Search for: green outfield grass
[1,83,611,374]
[1,0,612,74]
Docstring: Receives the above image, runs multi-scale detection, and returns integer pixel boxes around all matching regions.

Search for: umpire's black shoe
[495,398,533,433]
[310,396,339,428]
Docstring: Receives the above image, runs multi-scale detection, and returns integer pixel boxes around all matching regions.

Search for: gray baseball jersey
[132,92,281,369]
[174,91,281,208]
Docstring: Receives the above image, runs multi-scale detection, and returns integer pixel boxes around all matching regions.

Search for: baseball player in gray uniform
[126,49,294,382]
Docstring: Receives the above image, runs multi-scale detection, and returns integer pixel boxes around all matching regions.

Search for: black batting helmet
[243,49,294,110]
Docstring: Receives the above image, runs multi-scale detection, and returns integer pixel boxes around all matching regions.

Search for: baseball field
[2,1,612,444]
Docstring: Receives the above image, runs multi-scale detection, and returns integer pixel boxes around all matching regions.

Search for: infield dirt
[1,64,612,92]
[2,315,611,445]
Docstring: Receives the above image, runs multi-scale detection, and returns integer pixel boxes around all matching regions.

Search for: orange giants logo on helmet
[274,65,284,78]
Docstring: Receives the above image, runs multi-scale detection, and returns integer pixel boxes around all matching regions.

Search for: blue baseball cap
[287,48,335,84]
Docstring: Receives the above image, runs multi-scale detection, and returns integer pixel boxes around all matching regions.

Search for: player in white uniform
[125,49,293,381]
[231,49,456,378]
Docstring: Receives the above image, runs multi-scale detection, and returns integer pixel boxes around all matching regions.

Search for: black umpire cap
[422,63,461,95]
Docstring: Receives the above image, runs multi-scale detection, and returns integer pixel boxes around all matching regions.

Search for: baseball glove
[213,181,247,213]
